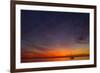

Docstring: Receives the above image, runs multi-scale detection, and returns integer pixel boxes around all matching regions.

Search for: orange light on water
[21,48,89,62]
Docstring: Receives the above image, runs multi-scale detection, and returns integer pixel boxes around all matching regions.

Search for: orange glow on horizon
[21,48,89,58]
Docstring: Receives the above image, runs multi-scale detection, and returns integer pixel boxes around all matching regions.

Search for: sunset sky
[21,10,89,62]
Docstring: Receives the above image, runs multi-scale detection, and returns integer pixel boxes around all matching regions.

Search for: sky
[21,10,89,62]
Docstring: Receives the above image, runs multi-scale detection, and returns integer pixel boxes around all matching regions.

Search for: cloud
[76,36,89,44]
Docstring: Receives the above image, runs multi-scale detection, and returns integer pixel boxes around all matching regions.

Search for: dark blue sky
[21,10,89,51]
